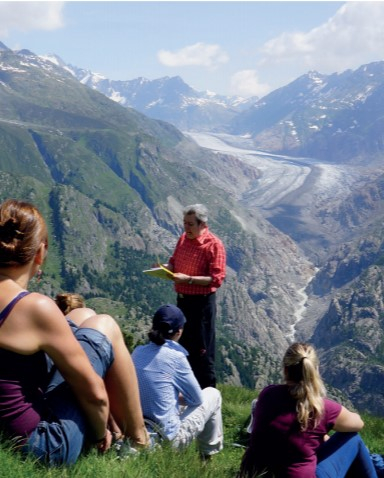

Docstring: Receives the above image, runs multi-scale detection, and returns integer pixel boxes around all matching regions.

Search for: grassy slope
[0,385,382,478]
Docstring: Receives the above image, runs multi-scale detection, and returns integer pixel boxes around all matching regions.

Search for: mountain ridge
[40,50,384,168]
[41,53,257,132]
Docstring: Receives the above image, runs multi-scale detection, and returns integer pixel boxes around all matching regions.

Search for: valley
[186,131,383,342]
[186,131,372,261]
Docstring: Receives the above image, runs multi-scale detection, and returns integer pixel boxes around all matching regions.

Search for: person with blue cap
[132,304,223,459]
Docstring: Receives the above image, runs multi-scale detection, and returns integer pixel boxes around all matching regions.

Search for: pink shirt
[245,384,342,478]
[169,227,226,295]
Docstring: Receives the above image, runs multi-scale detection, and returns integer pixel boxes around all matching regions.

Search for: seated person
[55,292,123,441]
[55,292,86,315]
[238,342,377,478]
[132,304,223,458]
[0,199,149,466]
[55,292,97,327]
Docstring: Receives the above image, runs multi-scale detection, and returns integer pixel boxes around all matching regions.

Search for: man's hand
[173,272,191,284]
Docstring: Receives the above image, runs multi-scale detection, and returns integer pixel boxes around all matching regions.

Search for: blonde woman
[0,199,149,465]
[239,342,377,478]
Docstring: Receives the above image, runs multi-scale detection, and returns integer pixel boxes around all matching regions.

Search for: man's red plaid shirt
[169,228,226,295]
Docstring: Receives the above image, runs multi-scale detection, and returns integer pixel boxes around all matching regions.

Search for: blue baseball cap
[152,304,186,334]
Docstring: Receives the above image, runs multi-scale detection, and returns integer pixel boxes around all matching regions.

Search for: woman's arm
[175,357,203,406]
[333,406,364,432]
[31,296,110,443]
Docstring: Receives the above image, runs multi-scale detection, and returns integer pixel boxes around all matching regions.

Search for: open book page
[143,263,174,280]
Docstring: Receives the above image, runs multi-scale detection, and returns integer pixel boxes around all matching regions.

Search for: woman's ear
[34,243,47,266]
[172,329,183,341]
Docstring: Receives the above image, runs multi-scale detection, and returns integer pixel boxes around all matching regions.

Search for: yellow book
[143,263,174,280]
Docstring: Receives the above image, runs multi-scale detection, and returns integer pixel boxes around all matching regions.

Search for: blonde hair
[283,342,326,430]
[55,293,85,315]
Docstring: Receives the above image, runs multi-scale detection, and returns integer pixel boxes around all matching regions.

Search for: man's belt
[177,292,215,299]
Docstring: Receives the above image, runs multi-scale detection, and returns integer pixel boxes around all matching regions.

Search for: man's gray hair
[183,204,208,224]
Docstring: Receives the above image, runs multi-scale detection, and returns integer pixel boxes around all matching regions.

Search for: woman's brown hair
[55,293,85,315]
[0,199,48,267]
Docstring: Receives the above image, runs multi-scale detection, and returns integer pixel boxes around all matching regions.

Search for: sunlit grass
[0,385,381,478]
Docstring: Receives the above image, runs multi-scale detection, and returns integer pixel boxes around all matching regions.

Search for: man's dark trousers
[177,292,216,389]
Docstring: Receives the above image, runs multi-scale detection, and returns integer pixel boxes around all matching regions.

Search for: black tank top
[0,290,48,437]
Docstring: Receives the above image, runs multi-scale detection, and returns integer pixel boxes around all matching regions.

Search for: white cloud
[158,42,229,69]
[230,70,271,98]
[0,2,65,37]
[259,2,384,74]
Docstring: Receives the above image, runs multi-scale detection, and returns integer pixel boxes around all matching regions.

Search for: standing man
[166,204,226,389]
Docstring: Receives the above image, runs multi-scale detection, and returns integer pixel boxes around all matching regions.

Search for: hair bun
[0,218,24,243]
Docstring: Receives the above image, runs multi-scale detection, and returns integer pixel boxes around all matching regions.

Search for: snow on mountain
[229,61,384,163]
[4,45,257,131]
[6,42,384,164]
[36,56,258,131]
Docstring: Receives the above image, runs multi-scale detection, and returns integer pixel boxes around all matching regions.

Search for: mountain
[41,54,257,132]
[300,174,384,415]
[3,44,384,415]
[0,42,10,52]
[183,131,384,413]
[0,45,314,391]
[229,62,384,164]
[45,54,384,168]
[310,232,384,416]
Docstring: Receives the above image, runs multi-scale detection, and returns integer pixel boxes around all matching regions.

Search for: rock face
[311,265,384,415]
[299,177,384,415]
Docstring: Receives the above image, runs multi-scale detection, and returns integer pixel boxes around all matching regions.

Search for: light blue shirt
[132,340,203,440]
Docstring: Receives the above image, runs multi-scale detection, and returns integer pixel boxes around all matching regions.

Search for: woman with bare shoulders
[238,342,377,478]
[0,199,149,465]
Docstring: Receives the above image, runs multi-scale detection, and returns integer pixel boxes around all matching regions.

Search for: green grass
[0,385,382,478]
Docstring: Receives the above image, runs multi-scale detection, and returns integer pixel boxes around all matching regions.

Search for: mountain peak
[40,53,67,68]
[0,41,10,52]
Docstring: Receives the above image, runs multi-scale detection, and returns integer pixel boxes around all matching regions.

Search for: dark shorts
[22,328,114,466]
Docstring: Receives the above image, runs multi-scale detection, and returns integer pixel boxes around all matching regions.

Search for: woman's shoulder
[259,383,288,399]
[17,293,76,337]
[0,290,56,321]
[21,292,61,318]
[323,397,343,414]
[262,383,287,393]
[164,340,188,356]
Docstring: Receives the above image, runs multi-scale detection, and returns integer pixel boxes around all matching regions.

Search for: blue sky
[1,1,383,98]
